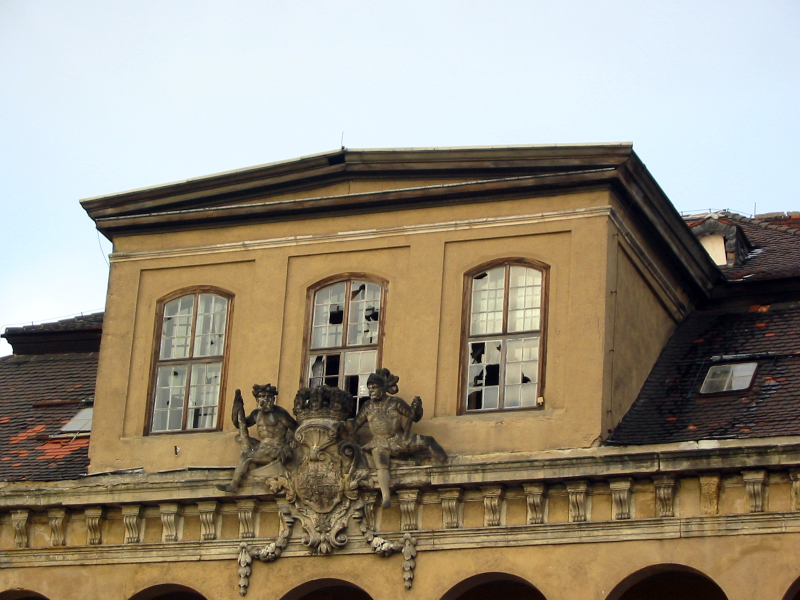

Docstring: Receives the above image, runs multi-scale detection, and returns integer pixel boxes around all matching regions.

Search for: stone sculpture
[216,384,297,493]
[352,368,448,507]
[230,370,447,596]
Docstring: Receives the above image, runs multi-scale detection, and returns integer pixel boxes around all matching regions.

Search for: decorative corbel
[481,485,504,527]
[237,499,258,539]
[397,489,420,532]
[48,508,67,546]
[198,501,219,540]
[566,480,589,523]
[85,507,103,545]
[609,478,633,520]
[790,469,800,512]
[653,475,676,518]
[523,482,547,524]
[699,474,721,516]
[159,503,180,542]
[361,491,379,531]
[11,509,30,549]
[439,488,463,529]
[742,470,768,513]
[122,504,142,544]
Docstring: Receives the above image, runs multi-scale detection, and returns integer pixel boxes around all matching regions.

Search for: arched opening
[440,573,546,600]
[607,565,728,600]
[279,578,373,600]
[782,575,800,600]
[128,584,208,600]
[0,591,50,600]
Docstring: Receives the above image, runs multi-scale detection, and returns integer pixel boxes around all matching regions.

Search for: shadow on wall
[606,564,728,600]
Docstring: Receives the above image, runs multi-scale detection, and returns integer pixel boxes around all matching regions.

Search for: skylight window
[700,363,757,394]
[60,407,93,433]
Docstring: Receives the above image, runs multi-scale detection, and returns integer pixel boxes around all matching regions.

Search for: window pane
[503,336,539,409]
[187,363,221,429]
[160,296,194,359]
[470,268,505,335]
[194,294,228,357]
[311,283,347,349]
[466,340,501,411]
[701,363,757,394]
[153,365,187,432]
[347,281,381,346]
[343,349,377,399]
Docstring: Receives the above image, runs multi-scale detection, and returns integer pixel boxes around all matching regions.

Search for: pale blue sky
[1,1,799,355]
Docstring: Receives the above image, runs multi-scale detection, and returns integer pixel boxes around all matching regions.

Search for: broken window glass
[152,292,230,433]
[308,279,384,393]
[465,263,545,412]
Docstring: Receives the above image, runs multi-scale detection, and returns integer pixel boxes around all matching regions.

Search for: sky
[1,1,799,355]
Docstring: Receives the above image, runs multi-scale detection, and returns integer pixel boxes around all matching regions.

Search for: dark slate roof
[0,352,96,481]
[694,213,800,282]
[3,312,103,355]
[608,301,800,445]
[4,312,104,334]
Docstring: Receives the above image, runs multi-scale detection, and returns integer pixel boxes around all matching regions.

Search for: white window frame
[700,362,758,394]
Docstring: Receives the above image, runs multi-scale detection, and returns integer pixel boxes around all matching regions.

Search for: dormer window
[699,234,728,266]
[700,363,757,394]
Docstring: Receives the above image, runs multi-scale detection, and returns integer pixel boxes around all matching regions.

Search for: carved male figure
[351,368,447,507]
[217,384,298,493]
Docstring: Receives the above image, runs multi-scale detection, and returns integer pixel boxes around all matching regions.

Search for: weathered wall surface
[90,183,691,473]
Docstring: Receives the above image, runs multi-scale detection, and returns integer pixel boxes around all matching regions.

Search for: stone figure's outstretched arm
[231,389,247,429]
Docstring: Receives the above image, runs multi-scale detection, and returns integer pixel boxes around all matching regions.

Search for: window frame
[145,286,235,435]
[301,273,388,396]
[459,258,549,414]
[699,362,758,396]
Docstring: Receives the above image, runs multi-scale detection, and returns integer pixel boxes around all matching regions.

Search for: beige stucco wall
[90,185,687,473]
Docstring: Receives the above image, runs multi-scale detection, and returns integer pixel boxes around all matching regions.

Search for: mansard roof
[610,213,800,446]
[2,312,103,355]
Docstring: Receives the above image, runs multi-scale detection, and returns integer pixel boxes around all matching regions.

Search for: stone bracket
[653,475,676,518]
[159,503,181,542]
[11,509,29,549]
[121,505,142,544]
[48,508,67,546]
[523,482,547,524]
[397,489,420,532]
[743,470,768,513]
[609,478,633,520]
[566,480,589,523]
[198,501,219,541]
[481,485,504,527]
[439,488,463,529]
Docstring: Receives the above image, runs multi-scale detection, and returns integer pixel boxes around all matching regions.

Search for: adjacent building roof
[610,212,800,445]
[0,314,102,481]
[0,352,96,481]
[2,312,103,355]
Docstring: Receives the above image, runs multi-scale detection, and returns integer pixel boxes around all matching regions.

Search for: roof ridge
[720,211,800,237]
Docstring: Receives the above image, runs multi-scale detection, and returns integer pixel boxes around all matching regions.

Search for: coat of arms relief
[218,369,447,596]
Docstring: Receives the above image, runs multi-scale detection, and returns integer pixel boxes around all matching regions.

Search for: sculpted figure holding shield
[351,368,447,507]
[217,384,297,493]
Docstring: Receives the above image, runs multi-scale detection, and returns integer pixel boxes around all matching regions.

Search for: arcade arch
[127,584,208,600]
[279,578,373,600]
[0,592,50,600]
[440,572,546,600]
[606,564,728,600]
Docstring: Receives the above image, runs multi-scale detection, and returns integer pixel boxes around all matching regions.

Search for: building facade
[2,145,800,600]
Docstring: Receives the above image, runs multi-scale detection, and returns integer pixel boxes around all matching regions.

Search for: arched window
[306,277,385,402]
[463,260,547,412]
[148,289,232,433]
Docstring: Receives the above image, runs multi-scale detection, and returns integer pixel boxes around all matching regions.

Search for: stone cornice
[2,441,800,508]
